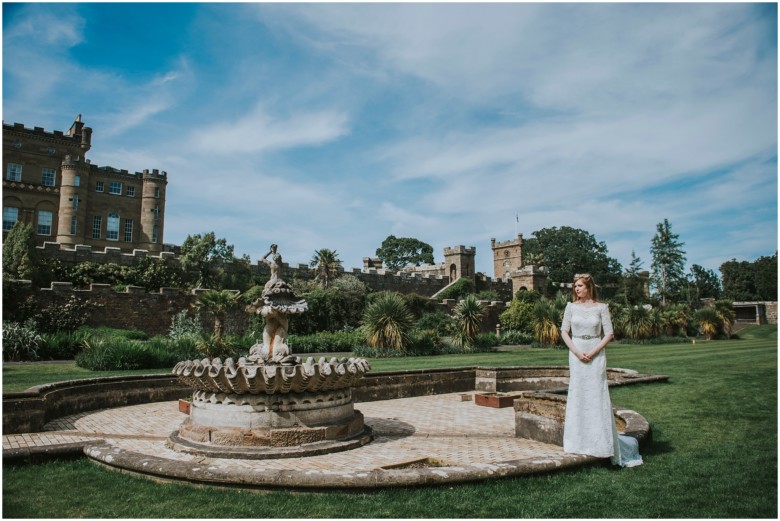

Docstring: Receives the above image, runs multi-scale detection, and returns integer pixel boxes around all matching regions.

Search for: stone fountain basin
[172,356,370,395]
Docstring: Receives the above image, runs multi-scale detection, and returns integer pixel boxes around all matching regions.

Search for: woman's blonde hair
[572,273,599,302]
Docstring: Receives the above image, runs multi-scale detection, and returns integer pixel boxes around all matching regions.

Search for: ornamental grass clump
[361,292,414,352]
[452,295,486,348]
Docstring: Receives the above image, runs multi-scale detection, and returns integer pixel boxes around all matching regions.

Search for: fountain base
[166,389,373,459]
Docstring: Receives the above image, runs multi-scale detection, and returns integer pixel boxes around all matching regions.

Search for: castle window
[106,213,120,241]
[74,176,80,187]
[70,217,77,235]
[47,146,56,154]
[92,216,102,239]
[36,210,52,236]
[95,181,104,192]
[109,181,122,195]
[3,207,18,232]
[6,163,22,182]
[154,187,160,198]
[72,195,79,209]
[153,205,159,221]
[126,186,135,197]
[152,224,158,244]
[41,168,56,187]
[123,219,133,242]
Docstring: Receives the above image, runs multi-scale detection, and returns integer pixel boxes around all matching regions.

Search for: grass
[2,325,777,518]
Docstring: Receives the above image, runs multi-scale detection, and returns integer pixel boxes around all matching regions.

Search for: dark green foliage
[453,295,486,347]
[290,275,369,334]
[499,298,536,333]
[2,222,43,284]
[402,292,438,319]
[18,295,96,334]
[415,311,455,336]
[179,232,238,289]
[650,218,687,305]
[193,290,241,339]
[720,253,777,301]
[616,250,648,305]
[498,330,534,345]
[361,291,415,351]
[522,226,622,297]
[684,264,721,302]
[46,257,184,292]
[310,249,342,288]
[375,235,435,270]
[436,277,475,301]
[75,335,200,371]
[287,331,365,354]
[2,320,42,361]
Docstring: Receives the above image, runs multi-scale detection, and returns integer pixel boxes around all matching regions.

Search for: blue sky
[3,2,777,278]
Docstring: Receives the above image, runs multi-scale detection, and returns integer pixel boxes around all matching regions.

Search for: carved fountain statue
[170,244,372,459]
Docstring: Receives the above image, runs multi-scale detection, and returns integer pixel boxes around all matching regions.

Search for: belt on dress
[573,335,601,340]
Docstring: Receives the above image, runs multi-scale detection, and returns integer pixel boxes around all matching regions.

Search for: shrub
[169,309,203,340]
[20,295,97,334]
[452,295,486,348]
[499,330,534,345]
[194,333,243,359]
[361,292,414,352]
[533,295,565,347]
[2,320,42,361]
[287,330,365,354]
[75,335,200,371]
[38,330,91,360]
[695,307,721,340]
[499,299,536,333]
[436,278,475,301]
[415,311,455,336]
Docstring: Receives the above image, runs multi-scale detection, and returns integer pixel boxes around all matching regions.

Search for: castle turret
[443,245,476,283]
[491,234,524,282]
[138,169,167,252]
[56,155,90,246]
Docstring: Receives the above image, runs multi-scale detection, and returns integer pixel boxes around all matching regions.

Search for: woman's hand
[577,351,592,363]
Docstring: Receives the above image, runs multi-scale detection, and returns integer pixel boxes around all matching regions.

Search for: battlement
[443,245,476,256]
[142,169,168,181]
[490,234,523,249]
[4,122,84,143]
[38,242,177,266]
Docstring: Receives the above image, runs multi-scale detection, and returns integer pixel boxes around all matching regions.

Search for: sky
[3,2,777,279]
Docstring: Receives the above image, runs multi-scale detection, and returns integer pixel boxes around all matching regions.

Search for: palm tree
[694,307,720,340]
[661,303,691,337]
[533,297,561,347]
[310,249,342,288]
[453,295,486,348]
[193,289,240,340]
[713,300,736,338]
[361,292,414,352]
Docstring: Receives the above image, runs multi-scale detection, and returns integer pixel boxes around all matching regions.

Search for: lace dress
[560,302,643,467]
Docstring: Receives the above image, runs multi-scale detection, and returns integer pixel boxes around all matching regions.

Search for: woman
[560,273,642,467]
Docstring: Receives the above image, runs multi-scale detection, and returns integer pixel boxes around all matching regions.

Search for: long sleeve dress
[560,302,642,467]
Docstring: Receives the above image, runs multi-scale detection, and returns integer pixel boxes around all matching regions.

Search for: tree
[193,289,240,340]
[618,250,647,305]
[522,227,623,294]
[310,249,342,288]
[180,232,236,289]
[2,222,42,282]
[375,235,434,271]
[685,264,721,303]
[753,254,777,301]
[719,253,777,302]
[650,219,686,306]
[452,295,486,348]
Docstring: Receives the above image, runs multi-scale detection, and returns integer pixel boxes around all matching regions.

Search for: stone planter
[475,392,522,408]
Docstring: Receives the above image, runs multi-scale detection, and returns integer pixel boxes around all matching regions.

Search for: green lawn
[3,325,777,518]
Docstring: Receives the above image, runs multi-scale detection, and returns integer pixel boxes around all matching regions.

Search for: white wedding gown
[561,302,643,467]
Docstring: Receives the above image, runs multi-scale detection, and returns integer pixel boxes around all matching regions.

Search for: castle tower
[56,155,91,246]
[443,245,476,283]
[138,169,167,252]
[491,234,524,282]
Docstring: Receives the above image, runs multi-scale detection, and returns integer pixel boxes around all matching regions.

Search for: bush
[452,295,486,348]
[38,330,91,360]
[499,330,534,345]
[361,292,414,352]
[287,330,365,354]
[75,335,200,370]
[415,311,455,336]
[20,295,97,334]
[2,320,42,361]
[436,278,475,301]
[168,309,203,340]
[499,299,536,333]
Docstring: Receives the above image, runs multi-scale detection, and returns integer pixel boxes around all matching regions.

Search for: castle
[2,115,167,252]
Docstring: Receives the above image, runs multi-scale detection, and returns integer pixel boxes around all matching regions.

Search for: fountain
[169,244,372,459]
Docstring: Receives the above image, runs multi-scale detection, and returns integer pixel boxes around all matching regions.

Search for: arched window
[107,212,120,241]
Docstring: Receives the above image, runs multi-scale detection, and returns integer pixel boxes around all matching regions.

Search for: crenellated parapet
[38,241,178,267]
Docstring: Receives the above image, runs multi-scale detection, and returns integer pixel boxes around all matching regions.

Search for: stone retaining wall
[2,366,667,435]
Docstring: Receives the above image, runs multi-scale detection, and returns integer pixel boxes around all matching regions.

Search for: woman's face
[574,279,591,300]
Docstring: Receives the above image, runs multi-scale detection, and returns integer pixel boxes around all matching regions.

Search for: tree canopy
[2,222,42,283]
[650,219,687,306]
[521,226,622,294]
[720,253,777,301]
[310,248,342,288]
[375,235,434,271]
[179,232,237,289]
